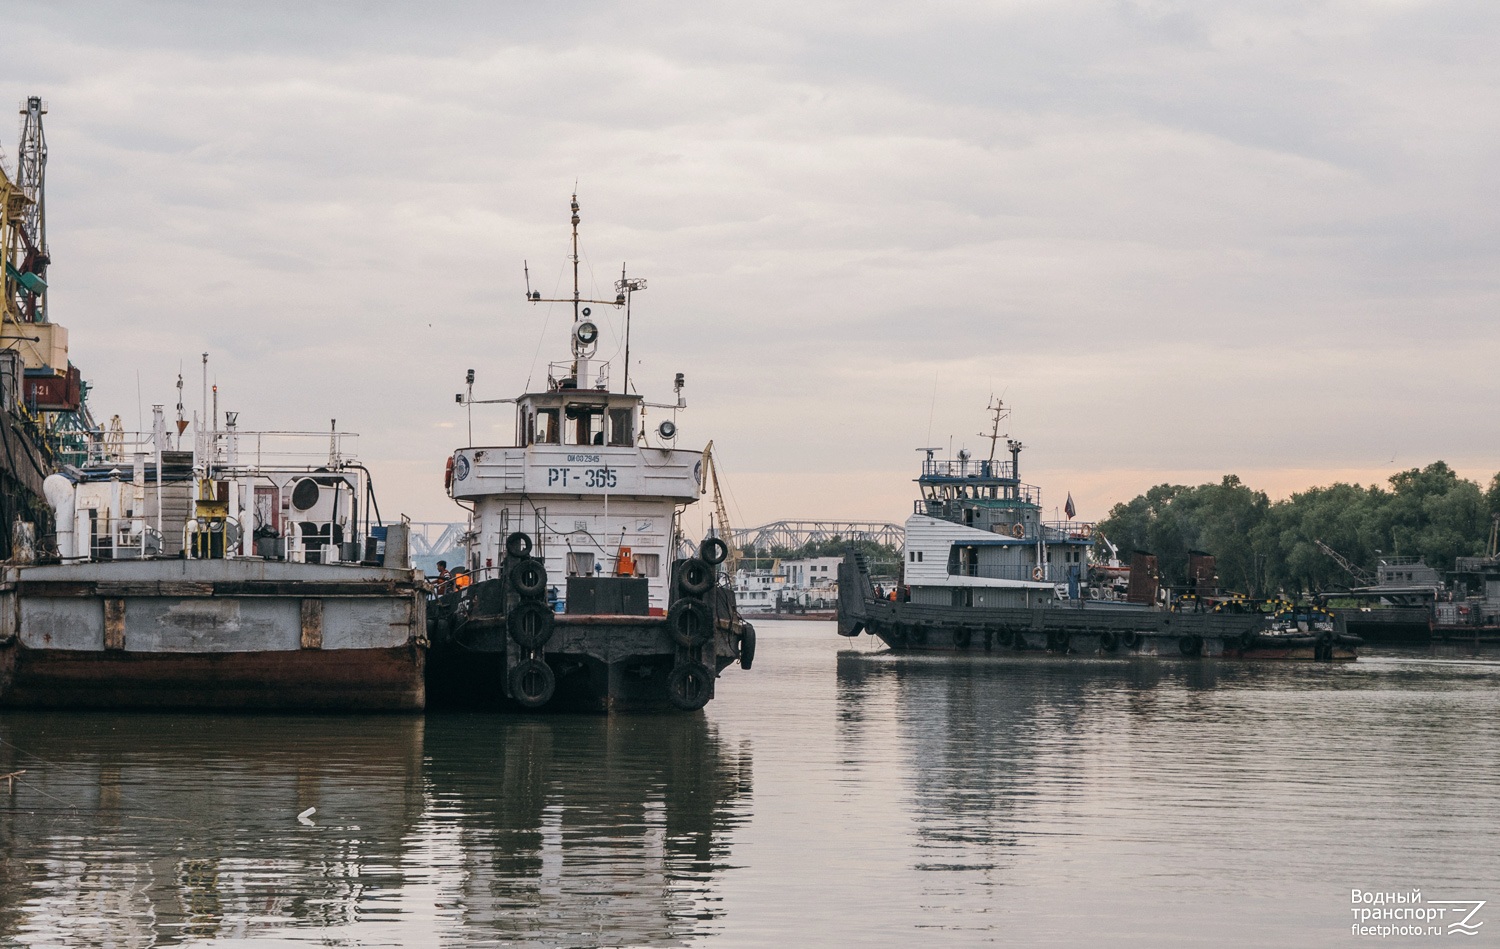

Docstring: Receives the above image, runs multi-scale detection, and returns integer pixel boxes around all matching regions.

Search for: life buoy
[1011,523,1025,539]
[444,456,454,489]
[1031,566,1044,581]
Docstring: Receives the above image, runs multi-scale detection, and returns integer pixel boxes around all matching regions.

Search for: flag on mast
[1064,493,1076,519]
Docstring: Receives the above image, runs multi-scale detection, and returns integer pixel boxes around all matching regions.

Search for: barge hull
[0,643,425,710]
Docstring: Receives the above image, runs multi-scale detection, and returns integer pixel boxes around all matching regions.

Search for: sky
[2,0,1497,534]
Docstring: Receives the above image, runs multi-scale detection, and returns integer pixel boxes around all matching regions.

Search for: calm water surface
[1,622,1496,947]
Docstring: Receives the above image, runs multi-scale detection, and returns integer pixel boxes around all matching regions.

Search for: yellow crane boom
[700,441,738,573]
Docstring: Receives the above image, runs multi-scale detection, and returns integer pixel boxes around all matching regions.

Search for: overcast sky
[3,1,1497,533]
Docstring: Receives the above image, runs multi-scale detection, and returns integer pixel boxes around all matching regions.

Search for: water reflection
[421,714,752,946]
[0,711,751,947]
[835,648,1500,944]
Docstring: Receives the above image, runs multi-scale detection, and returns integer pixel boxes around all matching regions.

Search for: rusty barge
[0,405,426,710]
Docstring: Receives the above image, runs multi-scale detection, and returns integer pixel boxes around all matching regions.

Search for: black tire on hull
[1178,634,1203,657]
[667,663,713,711]
[508,600,555,650]
[677,558,714,597]
[739,622,756,670]
[505,531,534,558]
[509,658,555,708]
[509,557,547,597]
[1099,631,1119,652]
[699,537,729,566]
[668,599,714,648]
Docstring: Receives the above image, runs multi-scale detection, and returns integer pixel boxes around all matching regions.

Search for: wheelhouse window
[608,408,634,446]
[536,409,560,445]
[567,404,605,445]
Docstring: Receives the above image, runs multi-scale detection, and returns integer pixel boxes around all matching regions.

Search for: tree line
[1094,462,1500,596]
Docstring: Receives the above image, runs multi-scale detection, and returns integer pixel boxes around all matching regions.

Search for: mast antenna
[616,262,646,394]
[983,397,1010,464]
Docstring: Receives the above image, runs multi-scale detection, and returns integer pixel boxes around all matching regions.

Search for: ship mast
[522,194,637,393]
[982,397,1010,465]
[570,194,581,325]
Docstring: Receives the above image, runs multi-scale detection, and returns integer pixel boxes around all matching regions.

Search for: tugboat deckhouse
[427,195,753,712]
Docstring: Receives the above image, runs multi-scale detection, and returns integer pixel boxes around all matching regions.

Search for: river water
[1,621,1496,947]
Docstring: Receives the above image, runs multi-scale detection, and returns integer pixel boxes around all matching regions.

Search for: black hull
[837,556,1357,662]
[427,610,750,713]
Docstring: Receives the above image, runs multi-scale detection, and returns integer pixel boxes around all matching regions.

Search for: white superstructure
[446,195,701,612]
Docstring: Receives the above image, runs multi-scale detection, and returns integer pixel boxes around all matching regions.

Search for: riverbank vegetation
[1095,462,1498,596]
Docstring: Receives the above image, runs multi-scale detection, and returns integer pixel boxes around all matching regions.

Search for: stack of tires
[665,538,735,711]
[503,532,555,709]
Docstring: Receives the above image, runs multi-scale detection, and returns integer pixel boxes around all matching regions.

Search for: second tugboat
[426,196,754,711]
[838,400,1360,661]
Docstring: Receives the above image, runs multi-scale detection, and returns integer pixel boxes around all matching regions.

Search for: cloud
[3,0,1497,528]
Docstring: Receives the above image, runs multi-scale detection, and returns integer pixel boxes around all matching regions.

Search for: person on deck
[433,560,452,594]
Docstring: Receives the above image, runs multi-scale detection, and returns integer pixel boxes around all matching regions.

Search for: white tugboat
[838,401,1359,661]
[427,196,754,711]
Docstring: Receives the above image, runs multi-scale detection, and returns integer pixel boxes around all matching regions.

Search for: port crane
[1314,539,1373,586]
[700,440,738,573]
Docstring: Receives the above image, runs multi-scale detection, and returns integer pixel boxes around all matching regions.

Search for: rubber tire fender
[1122,630,1141,649]
[668,599,714,648]
[509,557,547,598]
[738,622,756,670]
[677,558,714,598]
[1178,634,1203,657]
[1099,631,1119,653]
[953,627,972,649]
[508,600,555,650]
[699,537,729,566]
[504,531,534,559]
[509,657,555,709]
[667,662,713,711]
